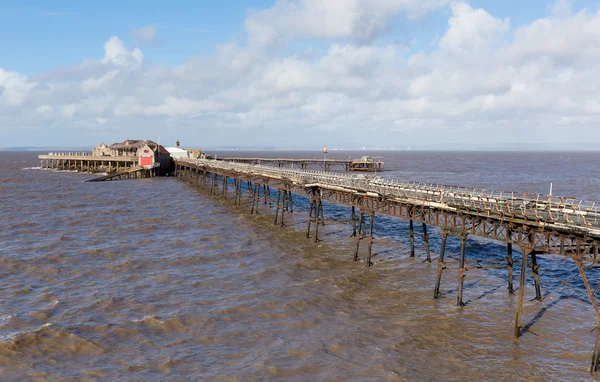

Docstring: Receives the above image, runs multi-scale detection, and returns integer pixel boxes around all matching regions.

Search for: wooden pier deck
[174,157,600,372]
[39,153,137,173]
[218,157,383,171]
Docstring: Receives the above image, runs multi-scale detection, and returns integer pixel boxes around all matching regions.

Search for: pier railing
[181,158,600,229]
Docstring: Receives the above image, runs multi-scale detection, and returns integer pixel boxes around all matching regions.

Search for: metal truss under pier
[174,157,600,373]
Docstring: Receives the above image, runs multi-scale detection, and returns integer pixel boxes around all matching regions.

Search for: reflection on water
[1,150,600,380]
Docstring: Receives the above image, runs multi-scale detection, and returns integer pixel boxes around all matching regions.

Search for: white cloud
[245,0,451,45]
[3,1,600,148]
[439,3,510,54]
[0,69,36,107]
[133,25,158,43]
[102,36,143,67]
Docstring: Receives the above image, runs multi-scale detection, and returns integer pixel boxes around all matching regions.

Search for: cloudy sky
[1,0,600,149]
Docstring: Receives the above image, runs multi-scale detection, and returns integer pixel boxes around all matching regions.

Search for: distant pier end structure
[218,155,384,172]
[38,138,172,176]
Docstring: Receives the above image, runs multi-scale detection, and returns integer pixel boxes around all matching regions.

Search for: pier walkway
[218,157,383,171]
[39,153,136,172]
[174,157,600,372]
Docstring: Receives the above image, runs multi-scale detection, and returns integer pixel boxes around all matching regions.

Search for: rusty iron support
[531,253,542,301]
[351,206,357,238]
[274,190,281,225]
[247,181,253,199]
[434,232,449,299]
[366,212,375,267]
[574,253,600,372]
[250,183,260,214]
[314,197,322,243]
[287,191,293,212]
[317,198,325,226]
[221,176,227,199]
[457,234,468,307]
[280,189,287,227]
[354,210,365,261]
[263,185,268,205]
[423,223,431,263]
[409,219,415,258]
[515,247,530,337]
[507,239,514,295]
[211,173,216,194]
[306,198,315,239]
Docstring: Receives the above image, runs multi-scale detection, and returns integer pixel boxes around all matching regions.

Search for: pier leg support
[353,211,364,262]
[574,252,600,373]
[351,206,357,238]
[366,212,375,267]
[251,184,260,214]
[274,190,281,224]
[409,220,415,258]
[507,241,514,295]
[531,253,542,302]
[280,190,287,227]
[514,248,530,337]
[423,223,431,263]
[314,198,322,243]
[457,234,468,307]
[433,232,448,299]
[306,195,315,239]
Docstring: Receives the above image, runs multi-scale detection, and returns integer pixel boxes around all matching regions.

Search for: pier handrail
[178,158,600,229]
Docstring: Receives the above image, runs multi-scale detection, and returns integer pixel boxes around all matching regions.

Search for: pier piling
[434,232,449,299]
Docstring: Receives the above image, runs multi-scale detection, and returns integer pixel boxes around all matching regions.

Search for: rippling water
[2,150,600,380]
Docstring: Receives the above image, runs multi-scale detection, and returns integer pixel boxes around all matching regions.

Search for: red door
[140,156,153,166]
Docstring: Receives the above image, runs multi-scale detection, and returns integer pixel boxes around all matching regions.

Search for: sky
[1,0,600,149]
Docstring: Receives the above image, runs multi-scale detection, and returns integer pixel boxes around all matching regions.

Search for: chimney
[176,140,180,148]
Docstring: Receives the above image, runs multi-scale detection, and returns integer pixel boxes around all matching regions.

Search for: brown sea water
[2,150,600,381]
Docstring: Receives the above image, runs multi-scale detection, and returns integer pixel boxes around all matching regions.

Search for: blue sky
[2,0,595,74]
[1,0,600,149]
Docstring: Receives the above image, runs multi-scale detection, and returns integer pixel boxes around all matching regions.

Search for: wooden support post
[423,223,431,262]
[531,252,542,301]
[366,212,375,267]
[288,191,293,213]
[514,248,530,337]
[507,240,514,295]
[409,220,415,258]
[457,234,468,307]
[433,231,449,299]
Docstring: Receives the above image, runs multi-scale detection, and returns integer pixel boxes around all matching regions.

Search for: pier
[39,152,137,173]
[218,156,384,172]
[174,157,600,372]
